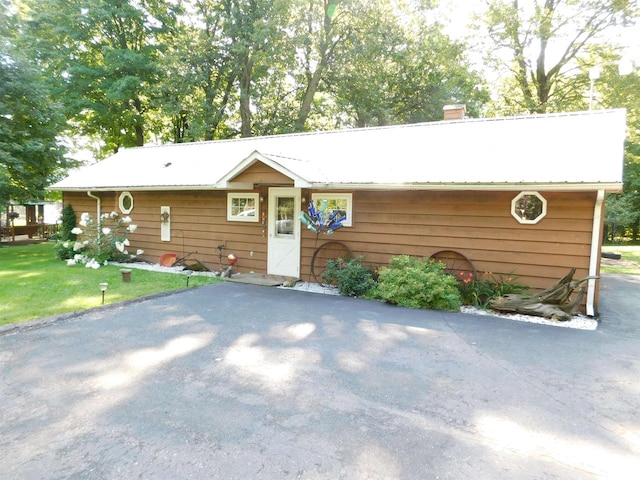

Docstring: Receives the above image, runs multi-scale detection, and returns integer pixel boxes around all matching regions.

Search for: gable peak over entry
[217,151,312,189]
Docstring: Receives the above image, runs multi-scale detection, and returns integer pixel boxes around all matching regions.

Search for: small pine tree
[55,204,78,260]
[59,204,77,241]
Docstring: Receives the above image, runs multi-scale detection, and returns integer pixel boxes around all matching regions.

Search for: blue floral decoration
[298,199,346,235]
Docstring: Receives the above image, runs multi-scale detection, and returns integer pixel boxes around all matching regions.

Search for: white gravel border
[110,261,222,277]
[279,281,340,295]
[460,306,598,330]
[282,281,598,330]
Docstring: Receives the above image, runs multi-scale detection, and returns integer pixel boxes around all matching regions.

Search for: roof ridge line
[118,109,624,152]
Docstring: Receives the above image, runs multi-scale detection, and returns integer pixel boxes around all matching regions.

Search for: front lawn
[0,242,221,325]
[601,245,640,275]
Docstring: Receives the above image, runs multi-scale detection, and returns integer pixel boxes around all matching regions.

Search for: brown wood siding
[63,190,269,273]
[63,192,116,218]
[64,188,600,310]
[231,162,294,185]
[300,190,597,294]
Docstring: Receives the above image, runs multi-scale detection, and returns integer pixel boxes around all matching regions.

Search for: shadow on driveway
[1,274,639,479]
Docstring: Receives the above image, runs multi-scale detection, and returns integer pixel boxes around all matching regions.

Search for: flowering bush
[455,271,529,308]
[61,211,143,268]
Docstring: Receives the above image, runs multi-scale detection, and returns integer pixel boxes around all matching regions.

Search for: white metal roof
[51,109,627,192]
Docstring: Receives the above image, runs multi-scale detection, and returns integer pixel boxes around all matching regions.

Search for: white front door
[267,187,301,277]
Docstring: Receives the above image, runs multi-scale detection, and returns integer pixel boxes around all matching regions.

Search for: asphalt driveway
[1,274,639,479]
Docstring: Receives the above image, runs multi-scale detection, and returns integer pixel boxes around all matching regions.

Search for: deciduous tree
[0,52,70,204]
[17,0,180,152]
[599,63,640,241]
[331,1,489,126]
[478,0,637,114]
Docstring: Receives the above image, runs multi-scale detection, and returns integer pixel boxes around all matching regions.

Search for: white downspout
[87,191,101,225]
[587,189,605,317]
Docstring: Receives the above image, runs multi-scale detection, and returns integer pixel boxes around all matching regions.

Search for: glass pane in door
[276,197,294,235]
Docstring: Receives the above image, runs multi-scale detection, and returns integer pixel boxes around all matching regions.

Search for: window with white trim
[227,193,259,222]
[511,191,547,224]
[311,193,353,227]
[119,191,134,214]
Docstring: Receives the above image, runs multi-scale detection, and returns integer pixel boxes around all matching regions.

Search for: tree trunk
[135,125,144,147]
[294,0,342,132]
[239,59,253,138]
[133,97,144,146]
[295,63,325,132]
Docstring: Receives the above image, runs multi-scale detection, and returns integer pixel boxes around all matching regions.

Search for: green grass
[601,245,640,275]
[0,242,221,325]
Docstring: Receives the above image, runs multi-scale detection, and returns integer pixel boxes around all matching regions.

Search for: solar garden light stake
[99,282,108,305]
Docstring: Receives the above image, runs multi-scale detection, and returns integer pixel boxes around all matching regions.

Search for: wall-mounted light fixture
[161,211,170,223]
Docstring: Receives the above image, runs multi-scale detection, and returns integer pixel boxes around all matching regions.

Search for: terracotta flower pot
[120,269,132,282]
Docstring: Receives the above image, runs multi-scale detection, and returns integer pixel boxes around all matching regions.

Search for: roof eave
[49,185,220,192]
[50,182,623,193]
[310,182,624,192]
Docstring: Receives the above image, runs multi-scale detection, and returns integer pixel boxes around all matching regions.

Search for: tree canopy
[10,0,491,150]
[598,62,640,241]
[16,0,181,152]
[1,1,70,204]
[477,0,637,114]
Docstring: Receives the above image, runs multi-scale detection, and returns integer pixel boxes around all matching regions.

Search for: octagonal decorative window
[511,191,547,224]
[119,191,134,214]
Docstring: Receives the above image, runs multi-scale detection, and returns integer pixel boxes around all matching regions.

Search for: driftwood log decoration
[489,268,597,321]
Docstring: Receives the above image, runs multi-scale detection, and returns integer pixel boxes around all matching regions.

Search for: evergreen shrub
[54,204,77,260]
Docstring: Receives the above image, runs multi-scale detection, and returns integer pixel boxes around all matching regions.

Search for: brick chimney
[443,104,466,121]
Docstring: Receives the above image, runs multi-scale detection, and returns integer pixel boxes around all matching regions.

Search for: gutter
[54,182,623,193]
[87,191,101,224]
[309,182,624,192]
[586,189,606,317]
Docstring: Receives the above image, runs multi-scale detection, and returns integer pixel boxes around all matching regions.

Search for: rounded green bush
[322,256,376,297]
[371,255,462,311]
